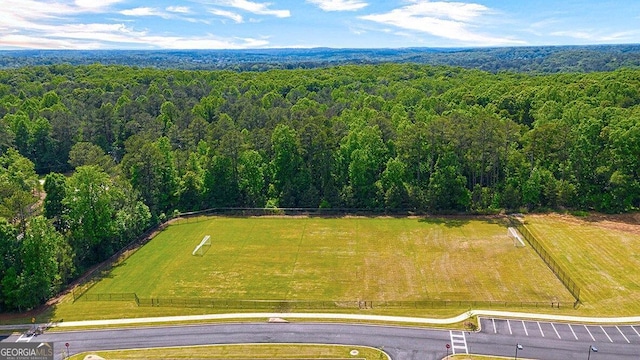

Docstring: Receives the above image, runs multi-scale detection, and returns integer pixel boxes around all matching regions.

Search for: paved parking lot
[480,317,640,344]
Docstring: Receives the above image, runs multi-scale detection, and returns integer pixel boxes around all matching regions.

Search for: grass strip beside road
[67,344,388,360]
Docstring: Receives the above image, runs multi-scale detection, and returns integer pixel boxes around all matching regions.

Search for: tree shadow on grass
[578,212,640,226]
[418,215,510,228]
[0,300,58,327]
[418,217,470,227]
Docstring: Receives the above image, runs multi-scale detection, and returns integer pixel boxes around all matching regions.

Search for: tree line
[2,45,639,72]
[1,63,640,311]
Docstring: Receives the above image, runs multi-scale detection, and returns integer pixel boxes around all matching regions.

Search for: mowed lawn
[525,214,640,313]
[86,216,572,303]
[68,344,386,360]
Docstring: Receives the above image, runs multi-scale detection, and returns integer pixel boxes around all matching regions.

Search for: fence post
[510,216,581,303]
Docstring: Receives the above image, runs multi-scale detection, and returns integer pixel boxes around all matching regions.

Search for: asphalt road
[5,321,640,360]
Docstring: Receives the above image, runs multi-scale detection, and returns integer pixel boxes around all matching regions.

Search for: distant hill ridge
[1,45,640,73]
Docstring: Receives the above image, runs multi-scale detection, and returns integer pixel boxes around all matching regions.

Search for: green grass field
[74,216,571,305]
[525,214,640,315]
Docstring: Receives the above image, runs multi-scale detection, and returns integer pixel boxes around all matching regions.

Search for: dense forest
[1,62,640,311]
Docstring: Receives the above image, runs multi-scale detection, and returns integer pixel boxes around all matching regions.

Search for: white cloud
[48,24,148,44]
[0,20,148,49]
[132,35,270,49]
[186,17,208,24]
[0,0,73,23]
[0,1,75,36]
[166,6,191,14]
[526,18,560,37]
[307,0,368,12]
[120,7,171,19]
[550,31,593,40]
[602,31,639,41]
[209,8,244,23]
[0,34,103,49]
[0,0,132,33]
[0,0,270,49]
[215,0,290,18]
[550,30,638,42]
[74,0,125,11]
[3,18,270,50]
[349,26,366,35]
[531,18,560,30]
[360,0,524,46]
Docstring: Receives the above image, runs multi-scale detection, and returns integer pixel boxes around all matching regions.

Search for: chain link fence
[76,294,563,310]
[509,216,581,306]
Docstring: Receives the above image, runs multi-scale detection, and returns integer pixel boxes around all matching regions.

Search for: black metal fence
[509,217,581,305]
[171,207,449,219]
[77,294,562,310]
[71,221,170,302]
[78,293,137,302]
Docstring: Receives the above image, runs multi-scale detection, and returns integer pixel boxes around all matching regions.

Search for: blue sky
[1,0,639,49]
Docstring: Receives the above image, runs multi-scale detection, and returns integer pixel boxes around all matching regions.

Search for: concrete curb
[53,312,471,328]
[3,309,640,330]
[44,310,640,328]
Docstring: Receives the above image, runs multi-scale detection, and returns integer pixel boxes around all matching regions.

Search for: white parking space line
[616,326,630,343]
[537,321,545,337]
[631,325,640,338]
[492,319,497,334]
[585,326,596,341]
[551,323,561,339]
[568,324,578,340]
[507,319,512,335]
[600,326,613,343]
[522,321,529,336]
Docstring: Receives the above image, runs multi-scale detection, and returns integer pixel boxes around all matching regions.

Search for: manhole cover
[350,350,359,356]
